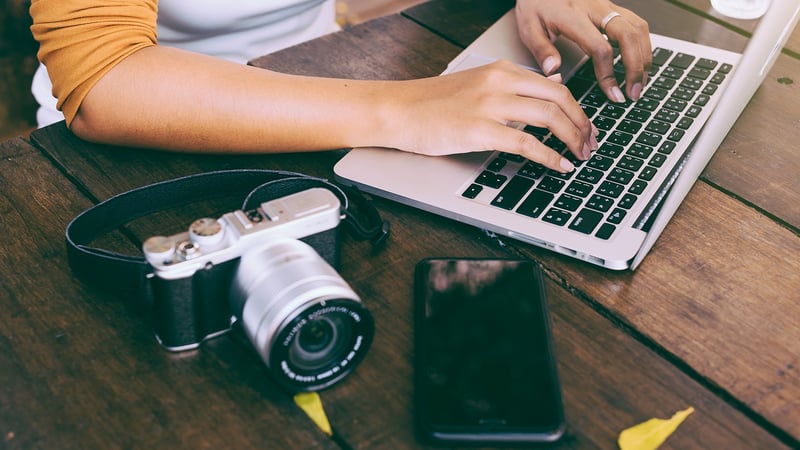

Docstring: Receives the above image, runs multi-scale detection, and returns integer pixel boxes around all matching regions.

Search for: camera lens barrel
[230,238,374,392]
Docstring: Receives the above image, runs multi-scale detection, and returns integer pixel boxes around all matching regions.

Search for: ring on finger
[600,11,622,35]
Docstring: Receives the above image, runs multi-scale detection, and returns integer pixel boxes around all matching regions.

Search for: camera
[141,187,374,392]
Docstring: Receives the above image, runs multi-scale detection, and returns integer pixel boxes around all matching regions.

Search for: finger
[604,10,652,100]
[552,15,626,103]
[490,124,576,173]
[500,65,594,144]
[501,94,595,161]
[515,9,561,75]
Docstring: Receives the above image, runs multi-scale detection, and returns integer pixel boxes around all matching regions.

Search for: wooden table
[2,0,798,448]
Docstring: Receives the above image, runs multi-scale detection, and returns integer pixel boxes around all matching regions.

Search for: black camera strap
[66,169,389,299]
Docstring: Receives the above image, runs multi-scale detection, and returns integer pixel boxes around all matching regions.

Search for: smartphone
[413,258,565,444]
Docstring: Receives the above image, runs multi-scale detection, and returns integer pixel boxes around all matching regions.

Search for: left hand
[515,0,652,103]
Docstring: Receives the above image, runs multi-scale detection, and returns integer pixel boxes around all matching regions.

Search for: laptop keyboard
[461,47,733,240]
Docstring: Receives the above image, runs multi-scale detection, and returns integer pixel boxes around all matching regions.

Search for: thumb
[516,13,561,76]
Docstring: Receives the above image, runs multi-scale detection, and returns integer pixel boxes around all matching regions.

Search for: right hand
[384,60,597,173]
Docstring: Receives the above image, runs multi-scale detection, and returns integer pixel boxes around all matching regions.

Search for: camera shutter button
[189,217,225,247]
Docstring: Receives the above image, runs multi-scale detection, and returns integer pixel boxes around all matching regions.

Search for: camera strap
[65,169,390,299]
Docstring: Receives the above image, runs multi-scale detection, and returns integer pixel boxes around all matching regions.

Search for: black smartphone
[413,258,565,445]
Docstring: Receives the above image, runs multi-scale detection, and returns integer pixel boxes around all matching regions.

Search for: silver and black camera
[141,187,374,392]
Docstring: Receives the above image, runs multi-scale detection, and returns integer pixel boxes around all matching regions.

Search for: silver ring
[600,11,622,35]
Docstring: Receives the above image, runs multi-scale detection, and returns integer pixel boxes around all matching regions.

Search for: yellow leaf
[618,406,695,450]
[294,392,333,436]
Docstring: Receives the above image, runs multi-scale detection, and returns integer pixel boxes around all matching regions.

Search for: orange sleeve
[30,0,158,126]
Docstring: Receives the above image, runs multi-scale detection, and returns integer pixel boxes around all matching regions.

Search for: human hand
[386,60,597,172]
[514,0,651,103]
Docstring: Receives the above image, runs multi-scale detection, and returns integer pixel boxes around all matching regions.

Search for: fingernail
[590,133,599,150]
[542,56,557,76]
[592,124,600,136]
[560,157,575,172]
[630,83,643,101]
[610,86,626,103]
[582,146,591,160]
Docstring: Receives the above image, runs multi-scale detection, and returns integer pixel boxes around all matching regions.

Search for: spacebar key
[569,208,603,234]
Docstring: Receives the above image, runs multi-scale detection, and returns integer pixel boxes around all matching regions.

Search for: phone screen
[413,258,565,444]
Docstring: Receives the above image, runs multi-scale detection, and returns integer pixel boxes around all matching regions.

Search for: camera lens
[230,238,374,392]
[290,315,347,371]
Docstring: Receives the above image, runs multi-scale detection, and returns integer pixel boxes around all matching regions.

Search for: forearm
[72,46,396,153]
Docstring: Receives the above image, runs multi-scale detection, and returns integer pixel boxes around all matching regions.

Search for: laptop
[334,1,800,270]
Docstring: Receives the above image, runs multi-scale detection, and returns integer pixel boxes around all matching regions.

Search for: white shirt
[32,0,338,127]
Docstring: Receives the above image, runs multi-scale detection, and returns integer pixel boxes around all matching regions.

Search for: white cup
[710,0,770,19]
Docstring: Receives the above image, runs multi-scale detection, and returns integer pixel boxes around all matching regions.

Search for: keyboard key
[719,63,733,74]
[618,155,645,171]
[566,76,595,99]
[538,176,566,193]
[598,142,624,158]
[677,117,694,130]
[618,119,643,134]
[569,208,603,234]
[566,180,593,197]
[596,223,617,240]
[618,193,638,209]
[644,86,669,101]
[607,208,627,224]
[543,208,572,226]
[518,161,547,180]
[626,108,651,122]
[586,194,614,212]
[636,131,663,147]
[491,176,535,209]
[695,57,718,70]
[655,109,679,123]
[600,104,627,119]
[475,171,507,188]
[639,166,658,181]
[680,77,703,91]
[607,130,634,146]
[685,105,702,118]
[462,183,482,199]
[555,194,583,211]
[652,47,673,66]
[597,180,624,198]
[649,153,668,167]
[662,66,685,79]
[688,67,711,80]
[587,154,615,171]
[607,167,635,185]
[658,140,676,154]
[645,120,670,135]
[627,143,653,159]
[576,167,604,184]
[487,157,507,172]
[664,97,688,112]
[517,189,554,218]
[653,77,676,90]
[710,72,727,84]
[635,97,660,111]
[672,87,696,101]
[667,129,686,142]
[629,179,648,195]
[594,116,617,131]
[669,52,695,69]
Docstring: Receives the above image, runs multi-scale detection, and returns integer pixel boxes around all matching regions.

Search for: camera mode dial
[189,217,225,248]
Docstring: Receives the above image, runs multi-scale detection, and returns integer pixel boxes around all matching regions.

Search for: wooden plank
[0,138,338,449]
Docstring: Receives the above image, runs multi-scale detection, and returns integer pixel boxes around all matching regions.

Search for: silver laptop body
[334,1,800,270]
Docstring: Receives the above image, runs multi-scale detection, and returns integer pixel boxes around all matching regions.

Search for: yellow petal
[618,406,695,450]
[294,392,333,436]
